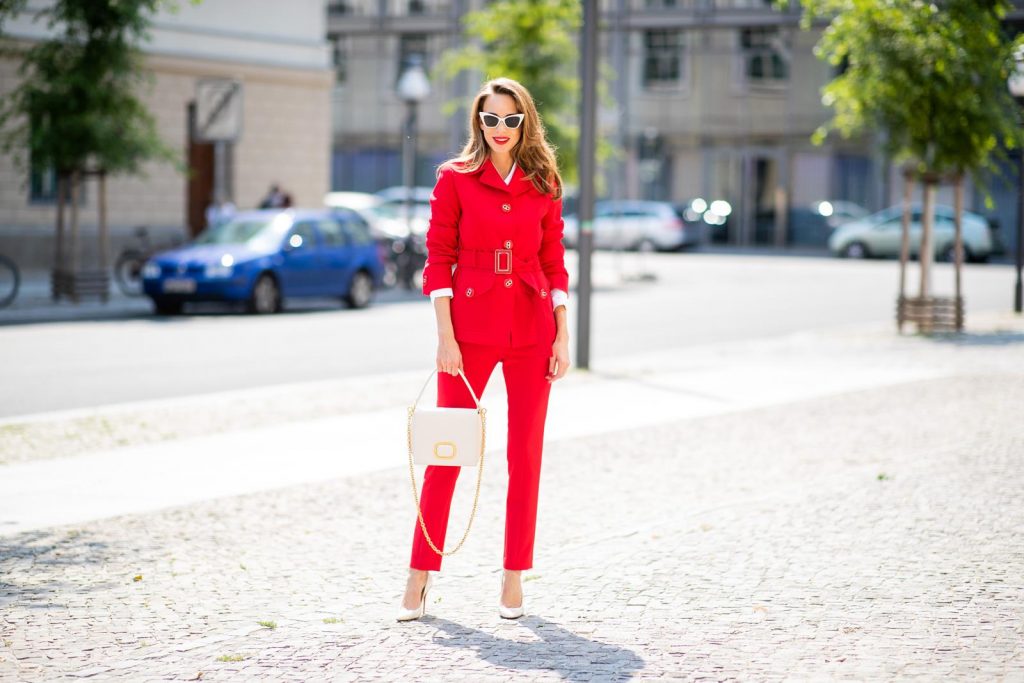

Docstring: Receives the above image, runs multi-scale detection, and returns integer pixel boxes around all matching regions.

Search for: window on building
[643,30,682,86]
[409,0,427,13]
[740,27,790,82]
[29,165,58,203]
[398,33,429,80]
[327,1,352,16]
[329,33,348,84]
[28,109,58,203]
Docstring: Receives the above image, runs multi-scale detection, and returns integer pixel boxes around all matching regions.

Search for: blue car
[142,208,385,315]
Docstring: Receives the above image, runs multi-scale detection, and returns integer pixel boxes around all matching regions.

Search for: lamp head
[397,55,431,103]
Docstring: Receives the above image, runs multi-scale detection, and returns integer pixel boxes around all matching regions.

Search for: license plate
[163,278,196,294]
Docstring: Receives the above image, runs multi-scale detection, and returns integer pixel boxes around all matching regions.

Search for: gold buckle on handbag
[494,249,512,273]
[434,441,457,459]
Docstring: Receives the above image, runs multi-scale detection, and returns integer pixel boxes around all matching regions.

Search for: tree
[0,0,188,299]
[787,0,1024,326]
[437,0,615,186]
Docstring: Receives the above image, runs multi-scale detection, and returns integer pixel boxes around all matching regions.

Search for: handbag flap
[411,406,483,467]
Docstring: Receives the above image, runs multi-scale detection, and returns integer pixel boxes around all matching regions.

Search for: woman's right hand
[437,335,463,376]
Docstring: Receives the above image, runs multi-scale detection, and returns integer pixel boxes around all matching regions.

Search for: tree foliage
[789,0,1024,182]
[0,0,187,178]
[436,0,587,182]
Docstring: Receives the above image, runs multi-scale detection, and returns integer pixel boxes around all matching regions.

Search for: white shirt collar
[503,161,516,185]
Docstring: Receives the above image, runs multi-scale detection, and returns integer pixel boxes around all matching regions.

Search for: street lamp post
[576,0,598,369]
[396,56,431,289]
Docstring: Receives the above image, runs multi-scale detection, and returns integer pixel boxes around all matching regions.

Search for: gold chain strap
[407,405,487,556]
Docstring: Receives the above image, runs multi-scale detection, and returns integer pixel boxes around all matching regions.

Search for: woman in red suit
[397,77,570,621]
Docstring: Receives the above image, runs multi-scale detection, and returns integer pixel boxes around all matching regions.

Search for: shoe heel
[396,572,432,622]
[499,573,525,620]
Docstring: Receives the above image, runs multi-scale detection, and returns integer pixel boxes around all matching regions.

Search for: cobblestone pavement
[2,321,1024,680]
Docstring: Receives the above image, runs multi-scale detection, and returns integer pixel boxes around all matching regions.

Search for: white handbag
[406,368,487,556]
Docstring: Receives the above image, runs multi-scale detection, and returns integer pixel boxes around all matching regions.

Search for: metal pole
[403,101,417,288]
[404,101,415,233]
[1016,150,1023,313]
[576,0,598,369]
[213,140,226,205]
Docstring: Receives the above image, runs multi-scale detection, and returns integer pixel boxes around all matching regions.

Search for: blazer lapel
[477,157,535,197]
[477,157,511,193]
[508,162,534,197]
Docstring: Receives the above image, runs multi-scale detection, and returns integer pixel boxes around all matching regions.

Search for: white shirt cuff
[429,288,453,300]
[432,286,565,307]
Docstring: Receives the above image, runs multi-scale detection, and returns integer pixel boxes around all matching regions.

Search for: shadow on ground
[0,528,113,609]
[426,616,645,681]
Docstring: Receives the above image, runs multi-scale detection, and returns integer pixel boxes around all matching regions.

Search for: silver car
[828,204,994,262]
[562,200,703,251]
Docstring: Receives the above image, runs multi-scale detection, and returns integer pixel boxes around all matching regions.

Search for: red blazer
[421,157,569,347]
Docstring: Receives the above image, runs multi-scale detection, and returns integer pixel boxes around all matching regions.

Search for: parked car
[324,191,426,289]
[141,208,385,315]
[828,204,994,262]
[562,200,704,251]
[788,200,869,246]
[374,186,433,231]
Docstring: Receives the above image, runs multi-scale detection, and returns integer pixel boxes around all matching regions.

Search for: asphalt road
[0,252,1017,418]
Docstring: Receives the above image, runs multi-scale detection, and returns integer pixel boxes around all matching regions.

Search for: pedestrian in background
[204,196,236,229]
[258,183,286,209]
[397,77,571,622]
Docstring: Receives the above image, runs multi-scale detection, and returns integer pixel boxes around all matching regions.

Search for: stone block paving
[2,338,1024,680]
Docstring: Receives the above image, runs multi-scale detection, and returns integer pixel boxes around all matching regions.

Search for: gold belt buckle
[494,249,512,274]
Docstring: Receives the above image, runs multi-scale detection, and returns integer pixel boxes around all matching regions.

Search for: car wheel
[345,270,374,309]
[248,273,281,314]
[842,241,870,259]
[636,238,657,253]
[114,250,146,297]
[152,298,183,316]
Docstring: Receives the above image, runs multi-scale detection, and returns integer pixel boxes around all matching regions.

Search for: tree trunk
[53,172,67,301]
[897,169,913,332]
[69,171,80,302]
[953,174,964,330]
[919,178,936,299]
[98,171,110,302]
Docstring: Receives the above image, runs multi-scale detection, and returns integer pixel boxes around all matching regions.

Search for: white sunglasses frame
[477,111,526,130]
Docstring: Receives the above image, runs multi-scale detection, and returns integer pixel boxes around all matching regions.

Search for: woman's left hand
[547,334,570,382]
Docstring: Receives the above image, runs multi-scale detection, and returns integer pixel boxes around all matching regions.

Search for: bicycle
[115,226,182,297]
[0,253,20,309]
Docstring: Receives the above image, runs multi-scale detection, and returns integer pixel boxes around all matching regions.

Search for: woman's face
[479,93,522,157]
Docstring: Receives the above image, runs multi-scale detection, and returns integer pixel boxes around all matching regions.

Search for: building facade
[0,0,333,270]
[327,0,894,247]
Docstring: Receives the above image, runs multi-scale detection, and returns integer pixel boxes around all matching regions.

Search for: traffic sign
[195,78,243,142]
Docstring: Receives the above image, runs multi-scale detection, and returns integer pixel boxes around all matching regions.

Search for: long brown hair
[440,77,563,200]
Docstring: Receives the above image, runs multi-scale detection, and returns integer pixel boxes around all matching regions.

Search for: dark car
[141,208,385,315]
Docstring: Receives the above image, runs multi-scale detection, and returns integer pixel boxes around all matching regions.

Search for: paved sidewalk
[2,316,1023,680]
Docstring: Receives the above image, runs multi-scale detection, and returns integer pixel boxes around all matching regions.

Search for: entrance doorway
[186,101,214,238]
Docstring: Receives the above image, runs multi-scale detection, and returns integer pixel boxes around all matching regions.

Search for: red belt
[456,248,542,274]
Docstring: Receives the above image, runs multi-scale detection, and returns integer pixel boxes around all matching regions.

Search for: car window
[625,208,657,217]
[340,212,374,245]
[318,219,348,247]
[288,221,318,249]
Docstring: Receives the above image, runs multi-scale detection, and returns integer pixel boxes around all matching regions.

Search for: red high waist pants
[410,340,553,571]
